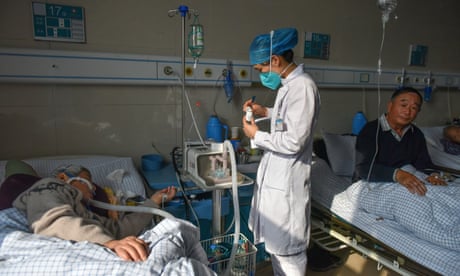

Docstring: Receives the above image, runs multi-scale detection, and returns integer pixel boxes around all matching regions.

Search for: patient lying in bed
[13,164,181,262]
[0,159,216,275]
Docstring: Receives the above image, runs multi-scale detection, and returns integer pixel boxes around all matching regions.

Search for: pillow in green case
[5,160,38,178]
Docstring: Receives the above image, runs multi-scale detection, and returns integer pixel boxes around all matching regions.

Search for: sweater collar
[379,114,413,142]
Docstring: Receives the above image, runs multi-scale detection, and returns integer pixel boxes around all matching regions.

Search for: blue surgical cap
[249,28,298,65]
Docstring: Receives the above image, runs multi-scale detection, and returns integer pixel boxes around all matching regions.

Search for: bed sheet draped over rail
[310,156,460,276]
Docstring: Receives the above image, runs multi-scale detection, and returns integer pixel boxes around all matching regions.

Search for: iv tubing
[367,10,388,182]
[174,171,201,229]
[173,73,206,145]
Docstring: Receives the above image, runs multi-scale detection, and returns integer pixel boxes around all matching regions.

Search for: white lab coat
[249,64,320,255]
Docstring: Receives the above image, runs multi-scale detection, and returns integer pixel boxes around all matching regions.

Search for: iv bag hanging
[188,15,204,59]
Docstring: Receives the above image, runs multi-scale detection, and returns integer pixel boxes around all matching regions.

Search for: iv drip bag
[377,0,397,24]
[188,15,204,59]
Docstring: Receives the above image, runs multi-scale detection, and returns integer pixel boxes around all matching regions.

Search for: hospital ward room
[1,0,460,275]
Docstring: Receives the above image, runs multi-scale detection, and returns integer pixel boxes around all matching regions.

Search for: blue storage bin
[164,200,187,219]
[141,154,164,171]
[192,196,230,220]
[163,196,230,222]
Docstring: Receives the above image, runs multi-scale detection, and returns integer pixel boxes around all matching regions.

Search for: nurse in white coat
[242,28,320,276]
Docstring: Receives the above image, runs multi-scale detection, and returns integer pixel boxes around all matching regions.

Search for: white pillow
[322,133,357,177]
[420,126,444,150]
[0,156,146,196]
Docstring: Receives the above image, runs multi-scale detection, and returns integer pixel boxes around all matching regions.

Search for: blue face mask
[259,62,294,90]
[260,71,281,90]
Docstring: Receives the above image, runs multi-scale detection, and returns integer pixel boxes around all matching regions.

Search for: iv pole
[168,5,194,150]
[168,5,189,149]
[168,6,224,236]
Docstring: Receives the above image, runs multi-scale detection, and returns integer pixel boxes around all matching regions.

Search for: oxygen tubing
[88,199,175,219]
[222,140,240,276]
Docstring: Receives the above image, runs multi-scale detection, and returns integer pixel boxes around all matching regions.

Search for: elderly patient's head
[386,87,423,129]
[52,165,96,200]
[444,125,460,144]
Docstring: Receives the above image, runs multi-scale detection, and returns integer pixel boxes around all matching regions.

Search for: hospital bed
[309,134,460,276]
[421,126,460,173]
[0,155,217,275]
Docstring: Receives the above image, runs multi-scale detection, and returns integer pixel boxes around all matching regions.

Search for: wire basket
[201,233,257,276]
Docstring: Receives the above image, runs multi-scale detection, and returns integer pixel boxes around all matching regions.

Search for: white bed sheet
[311,157,460,276]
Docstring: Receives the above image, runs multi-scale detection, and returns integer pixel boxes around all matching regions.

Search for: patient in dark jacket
[354,87,446,196]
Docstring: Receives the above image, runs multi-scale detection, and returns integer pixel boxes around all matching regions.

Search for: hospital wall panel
[0,0,459,160]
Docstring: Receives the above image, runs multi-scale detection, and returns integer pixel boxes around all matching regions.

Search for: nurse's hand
[243,99,267,117]
[242,116,258,139]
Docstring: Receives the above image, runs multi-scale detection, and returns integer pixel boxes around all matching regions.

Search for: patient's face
[387,92,421,129]
[446,127,460,144]
[70,171,95,200]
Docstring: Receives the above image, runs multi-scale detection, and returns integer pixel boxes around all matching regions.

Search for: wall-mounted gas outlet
[396,76,409,84]
[164,66,174,75]
[185,66,194,77]
[239,69,248,79]
[158,62,181,80]
[204,68,212,78]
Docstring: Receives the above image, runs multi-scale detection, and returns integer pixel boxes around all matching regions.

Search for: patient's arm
[397,165,447,196]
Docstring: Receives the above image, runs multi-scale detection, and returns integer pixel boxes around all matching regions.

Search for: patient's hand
[104,236,149,261]
[395,169,427,196]
[150,186,177,205]
[425,174,447,186]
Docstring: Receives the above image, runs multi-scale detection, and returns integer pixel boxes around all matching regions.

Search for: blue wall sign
[32,2,86,43]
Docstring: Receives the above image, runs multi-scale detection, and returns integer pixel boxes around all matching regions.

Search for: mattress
[310,157,460,276]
